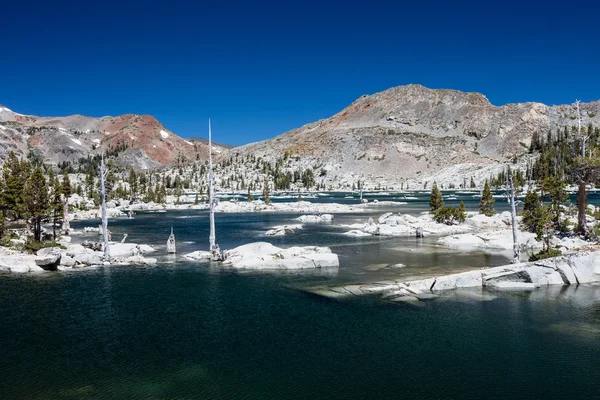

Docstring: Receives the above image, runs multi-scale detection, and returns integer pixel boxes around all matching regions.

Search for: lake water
[1,192,600,399]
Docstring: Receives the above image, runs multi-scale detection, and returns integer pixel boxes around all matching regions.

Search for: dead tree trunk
[62,201,70,233]
[100,156,110,260]
[506,166,520,263]
[577,179,588,236]
[208,119,221,260]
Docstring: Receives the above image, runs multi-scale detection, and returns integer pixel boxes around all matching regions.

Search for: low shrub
[529,248,562,262]
[433,203,466,225]
[24,240,66,254]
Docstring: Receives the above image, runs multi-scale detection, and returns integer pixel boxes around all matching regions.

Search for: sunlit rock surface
[303,251,600,302]
[223,242,339,270]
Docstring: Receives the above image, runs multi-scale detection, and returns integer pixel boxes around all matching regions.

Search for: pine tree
[85,167,95,199]
[128,169,138,199]
[263,177,271,204]
[50,176,63,239]
[0,176,5,240]
[573,155,600,236]
[2,151,29,219]
[541,175,568,227]
[521,190,542,233]
[22,167,49,242]
[429,181,444,212]
[457,201,467,223]
[61,169,72,198]
[0,209,5,241]
[479,180,495,216]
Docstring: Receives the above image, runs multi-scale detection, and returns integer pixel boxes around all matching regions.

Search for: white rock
[343,230,372,237]
[75,253,104,266]
[60,255,77,267]
[109,243,155,257]
[35,247,62,269]
[523,265,565,286]
[378,212,394,224]
[567,252,600,283]
[265,224,302,236]
[222,242,339,270]
[432,270,483,291]
[438,234,485,248]
[117,255,158,265]
[185,251,212,260]
[296,214,334,222]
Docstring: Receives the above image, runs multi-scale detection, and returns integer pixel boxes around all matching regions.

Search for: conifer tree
[541,175,568,227]
[85,167,95,199]
[521,191,542,233]
[457,201,467,223]
[128,169,138,199]
[0,177,5,240]
[428,181,444,212]
[479,180,495,216]
[50,176,63,239]
[263,177,271,204]
[22,167,49,242]
[0,209,5,241]
[2,151,29,219]
[61,169,71,198]
[573,155,600,236]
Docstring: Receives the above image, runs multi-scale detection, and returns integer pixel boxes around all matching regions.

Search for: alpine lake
[1,191,600,399]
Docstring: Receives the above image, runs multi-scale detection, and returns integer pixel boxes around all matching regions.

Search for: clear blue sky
[1,0,599,145]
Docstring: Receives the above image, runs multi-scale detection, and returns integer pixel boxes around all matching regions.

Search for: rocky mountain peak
[0,107,230,168]
[226,84,600,188]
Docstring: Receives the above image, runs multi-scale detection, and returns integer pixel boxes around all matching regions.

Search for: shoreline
[302,249,600,303]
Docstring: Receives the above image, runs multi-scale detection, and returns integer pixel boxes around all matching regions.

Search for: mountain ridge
[223,84,600,187]
[0,106,230,169]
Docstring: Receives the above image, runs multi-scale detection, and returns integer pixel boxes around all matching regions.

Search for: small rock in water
[35,247,62,270]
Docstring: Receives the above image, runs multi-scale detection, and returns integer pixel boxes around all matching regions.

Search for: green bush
[433,203,466,225]
[24,240,66,254]
[529,248,562,262]
[556,220,572,235]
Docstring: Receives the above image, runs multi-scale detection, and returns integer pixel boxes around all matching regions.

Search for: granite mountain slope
[226,85,600,187]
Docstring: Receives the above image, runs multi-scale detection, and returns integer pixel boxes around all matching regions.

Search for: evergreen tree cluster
[0,151,71,245]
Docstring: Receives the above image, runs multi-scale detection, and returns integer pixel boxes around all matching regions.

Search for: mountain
[225,85,600,187]
[0,106,229,169]
[186,137,235,149]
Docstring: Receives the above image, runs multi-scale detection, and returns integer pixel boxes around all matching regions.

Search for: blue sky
[1,0,599,145]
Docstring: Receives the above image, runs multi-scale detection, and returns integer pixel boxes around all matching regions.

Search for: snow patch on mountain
[70,138,82,146]
[160,130,169,139]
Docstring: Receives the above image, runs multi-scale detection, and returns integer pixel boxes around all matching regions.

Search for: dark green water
[2,196,600,399]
